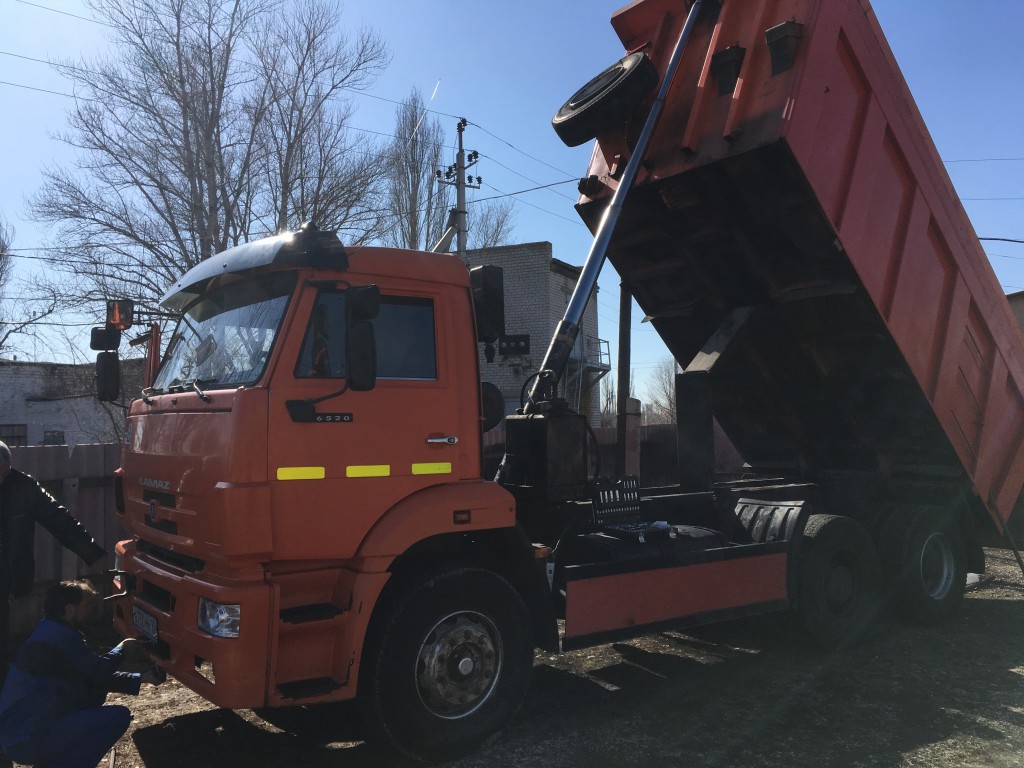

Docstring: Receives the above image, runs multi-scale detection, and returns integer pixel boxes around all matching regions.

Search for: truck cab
[112,225,518,715]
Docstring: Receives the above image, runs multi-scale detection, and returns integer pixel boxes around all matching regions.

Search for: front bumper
[112,539,273,709]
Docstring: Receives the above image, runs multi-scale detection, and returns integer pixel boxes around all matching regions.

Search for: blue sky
[2,0,1023,394]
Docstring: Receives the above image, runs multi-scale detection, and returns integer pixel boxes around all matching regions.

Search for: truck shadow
[132,595,1024,768]
[132,701,390,767]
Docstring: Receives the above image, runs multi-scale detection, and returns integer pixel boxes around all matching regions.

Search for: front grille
[144,518,179,535]
[137,539,205,573]
[139,579,175,613]
[143,490,176,508]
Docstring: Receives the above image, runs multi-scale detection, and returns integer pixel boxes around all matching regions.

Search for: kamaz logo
[139,477,171,491]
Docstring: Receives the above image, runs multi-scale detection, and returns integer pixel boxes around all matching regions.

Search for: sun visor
[160,223,347,311]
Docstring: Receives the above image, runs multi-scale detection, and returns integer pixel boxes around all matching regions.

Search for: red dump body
[578,0,1024,532]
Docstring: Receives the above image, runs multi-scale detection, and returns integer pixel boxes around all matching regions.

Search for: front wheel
[797,515,881,650]
[359,567,534,761]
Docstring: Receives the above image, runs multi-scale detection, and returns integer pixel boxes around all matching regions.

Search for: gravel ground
[50,548,1024,768]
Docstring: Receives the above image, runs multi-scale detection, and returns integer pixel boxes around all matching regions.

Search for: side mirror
[470,265,504,344]
[349,285,380,321]
[347,320,377,391]
[96,351,121,401]
[90,326,121,351]
[106,299,134,330]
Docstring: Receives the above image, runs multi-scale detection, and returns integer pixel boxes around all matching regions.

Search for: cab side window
[295,292,347,378]
[374,297,436,380]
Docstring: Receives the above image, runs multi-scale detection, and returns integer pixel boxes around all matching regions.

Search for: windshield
[153,272,297,392]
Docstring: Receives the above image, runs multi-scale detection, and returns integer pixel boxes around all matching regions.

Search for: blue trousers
[6,705,131,768]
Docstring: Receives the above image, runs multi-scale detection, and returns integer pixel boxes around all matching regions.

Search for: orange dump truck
[105,0,1022,760]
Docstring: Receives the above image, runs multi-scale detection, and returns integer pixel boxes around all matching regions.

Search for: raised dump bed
[573,0,1024,536]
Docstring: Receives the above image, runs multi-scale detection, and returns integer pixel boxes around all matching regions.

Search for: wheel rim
[416,611,503,720]
[919,532,955,600]
[566,66,624,109]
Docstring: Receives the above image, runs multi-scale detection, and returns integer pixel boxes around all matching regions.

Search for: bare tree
[252,1,389,238]
[599,369,638,429]
[383,95,519,253]
[383,88,451,251]
[643,357,679,425]
[468,197,517,251]
[600,374,617,428]
[31,0,389,321]
[0,217,59,357]
[0,216,11,294]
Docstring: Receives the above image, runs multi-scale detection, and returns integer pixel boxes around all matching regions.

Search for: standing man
[0,580,162,767]
[0,441,107,668]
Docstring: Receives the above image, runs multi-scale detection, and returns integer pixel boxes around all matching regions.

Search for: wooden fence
[8,443,125,635]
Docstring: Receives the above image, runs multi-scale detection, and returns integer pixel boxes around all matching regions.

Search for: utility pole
[435,118,481,263]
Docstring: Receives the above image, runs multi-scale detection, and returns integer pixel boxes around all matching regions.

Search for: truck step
[277,677,341,699]
[279,603,345,624]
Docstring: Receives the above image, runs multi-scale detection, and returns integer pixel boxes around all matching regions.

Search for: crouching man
[0,580,163,767]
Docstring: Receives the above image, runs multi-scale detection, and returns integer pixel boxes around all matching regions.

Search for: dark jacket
[0,469,106,598]
[0,618,140,751]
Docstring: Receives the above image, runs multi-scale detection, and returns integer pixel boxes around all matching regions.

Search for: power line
[12,0,1024,182]
[475,182,585,228]
[470,180,579,205]
[0,319,94,328]
[336,87,463,122]
[469,121,578,181]
[0,50,70,70]
[12,0,104,24]
[479,152,578,204]
[0,79,86,100]
[946,157,1024,164]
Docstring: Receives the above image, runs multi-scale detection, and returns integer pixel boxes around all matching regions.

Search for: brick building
[0,358,141,447]
[468,241,609,425]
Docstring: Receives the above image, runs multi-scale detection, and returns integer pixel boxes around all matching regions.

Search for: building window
[0,424,28,447]
[43,430,66,446]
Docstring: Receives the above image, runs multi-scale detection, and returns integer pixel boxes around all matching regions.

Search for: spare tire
[552,52,659,147]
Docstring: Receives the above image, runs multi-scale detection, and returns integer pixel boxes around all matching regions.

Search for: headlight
[197,598,240,638]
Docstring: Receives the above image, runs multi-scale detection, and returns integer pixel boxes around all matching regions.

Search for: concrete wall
[0,359,119,447]
[0,357,144,447]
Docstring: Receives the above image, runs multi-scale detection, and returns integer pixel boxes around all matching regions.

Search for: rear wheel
[797,515,881,650]
[359,567,533,761]
[881,506,966,623]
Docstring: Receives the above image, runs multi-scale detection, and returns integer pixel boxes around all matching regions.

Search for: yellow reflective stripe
[412,462,452,476]
[277,466,325,481]
[346,464,391,478]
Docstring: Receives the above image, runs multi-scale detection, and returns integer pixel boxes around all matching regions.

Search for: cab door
[267,281,471,559]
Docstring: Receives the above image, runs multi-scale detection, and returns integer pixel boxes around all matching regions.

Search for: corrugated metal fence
[8,443,125,635]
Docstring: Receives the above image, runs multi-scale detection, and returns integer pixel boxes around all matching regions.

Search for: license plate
[132,604,159,642]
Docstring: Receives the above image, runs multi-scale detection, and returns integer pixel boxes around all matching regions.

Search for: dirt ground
[57,548,1024,768]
